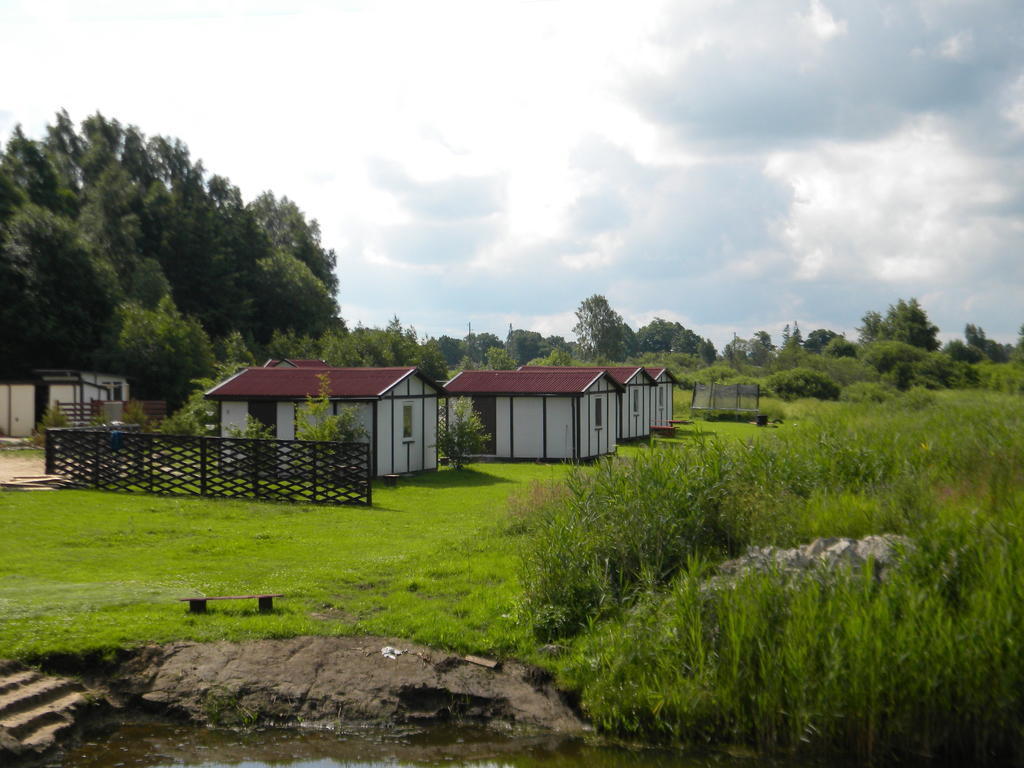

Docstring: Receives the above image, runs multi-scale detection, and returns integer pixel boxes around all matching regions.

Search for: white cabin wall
[495,396,511,458]
[221,401,248,436]
[0,384,35,437]
[423,396,437,470]
[511,397,542,458]
[48,385,76,407]
[376,401,391,475]
[275,402,295,440]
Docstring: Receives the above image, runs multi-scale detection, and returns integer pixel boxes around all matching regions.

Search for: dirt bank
[107,635,585,732]
[3,636,585,764]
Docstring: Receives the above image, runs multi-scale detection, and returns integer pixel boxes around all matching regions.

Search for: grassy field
[9,392,1021,762]
[0,419,771,661]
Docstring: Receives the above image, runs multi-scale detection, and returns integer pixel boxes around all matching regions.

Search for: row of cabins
[203,360,677,476]
[0,370,131,436]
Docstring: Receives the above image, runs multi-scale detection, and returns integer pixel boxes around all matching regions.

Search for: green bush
[840,381,897,404]
[766,367,840,401]
[32,405,69,446]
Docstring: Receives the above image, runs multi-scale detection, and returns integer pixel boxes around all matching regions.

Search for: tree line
[3,113,1022,417]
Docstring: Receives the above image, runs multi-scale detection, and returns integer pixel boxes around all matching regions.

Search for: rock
[717,535,912,584]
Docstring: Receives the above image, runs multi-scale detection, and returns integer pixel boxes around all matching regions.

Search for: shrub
[226,416,275,440]
[295,373,368,442]
[32,405,69,446]
[437,397,489,470]
[121,400,152,430]
[767,367,840,401]
[841,381,897,404]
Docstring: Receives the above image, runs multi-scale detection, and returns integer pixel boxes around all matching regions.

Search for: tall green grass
[517,391,1024,761]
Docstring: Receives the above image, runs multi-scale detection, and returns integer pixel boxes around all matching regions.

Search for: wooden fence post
[199,437,208,497]
[45,430,55,475]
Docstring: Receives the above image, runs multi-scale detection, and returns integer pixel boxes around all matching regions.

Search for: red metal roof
[262,358,329,368]
[206,367,439,399]
[445,369,622,395]
[646,367,679,383]
[518,365,652,386]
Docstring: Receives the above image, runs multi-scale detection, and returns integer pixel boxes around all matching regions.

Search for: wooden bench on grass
[668,419,693,426]
[649,425,677,438]
[179,594,283,614]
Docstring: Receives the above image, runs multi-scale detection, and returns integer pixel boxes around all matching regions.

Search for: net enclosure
[691,383,760,412]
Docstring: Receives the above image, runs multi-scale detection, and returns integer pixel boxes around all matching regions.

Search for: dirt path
[0,453,45,483]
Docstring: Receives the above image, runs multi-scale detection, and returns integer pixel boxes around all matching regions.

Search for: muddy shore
[2,635,586,765]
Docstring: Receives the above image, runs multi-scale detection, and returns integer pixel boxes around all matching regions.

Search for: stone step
[0,691,85,742]
[0,677,79,720]
[20,718,75,752]
[0,671,40,696]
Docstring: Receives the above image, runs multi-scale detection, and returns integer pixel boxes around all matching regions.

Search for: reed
[519,390,1024,761]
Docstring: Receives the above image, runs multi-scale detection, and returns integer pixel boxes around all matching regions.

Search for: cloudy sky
[2,0,1022,349]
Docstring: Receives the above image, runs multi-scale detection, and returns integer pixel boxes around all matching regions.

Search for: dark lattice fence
[690,383,760,412]
[45,428,371,506]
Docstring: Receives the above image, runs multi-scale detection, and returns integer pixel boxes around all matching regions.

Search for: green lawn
[0,419,762,662]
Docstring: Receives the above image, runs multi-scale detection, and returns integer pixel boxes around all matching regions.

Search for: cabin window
[632,389,639,413]
[595,397,603,428]
[658,387,664,406]
[403,403,414,439]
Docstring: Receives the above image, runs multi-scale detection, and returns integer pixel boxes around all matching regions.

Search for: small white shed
[0,369,131,437]
[646,367,678,426]
[204,366,444,477]
[444,369,624,461]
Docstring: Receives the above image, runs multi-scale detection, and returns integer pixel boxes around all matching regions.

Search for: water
[60,722,792,768]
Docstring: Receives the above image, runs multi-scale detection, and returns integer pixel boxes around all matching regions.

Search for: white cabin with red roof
[646,367,678,426]
[205,366,444,477]
[519,366,657,440]
[444,369,623,461]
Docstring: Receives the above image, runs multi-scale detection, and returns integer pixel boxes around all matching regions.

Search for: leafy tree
[1016,324,1024,364]
[824,336,857,358]
[857,311,884,344]
[944,339,984,364]
[860,299,939,351]
[0,205,113,375]
[267,328,321,361]
[573,294,624,361]
[861,341,927,390]
[437,397,490,469]
[216,330,256,366]
[507,329,547,365]
[248,192,338,297]
[105,296,215,408]
[295,373,368,442]
[964,323,1011,363]
[697,339,717,365]
[637,318,679,354]
[748,331,775,366]
[416,339,450,383]
[722,337,749,366]
[529,348,574,366]
[486,346,517,370]
[436,335,465,366]
[803,329,839,354]
[464,331,504,365]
